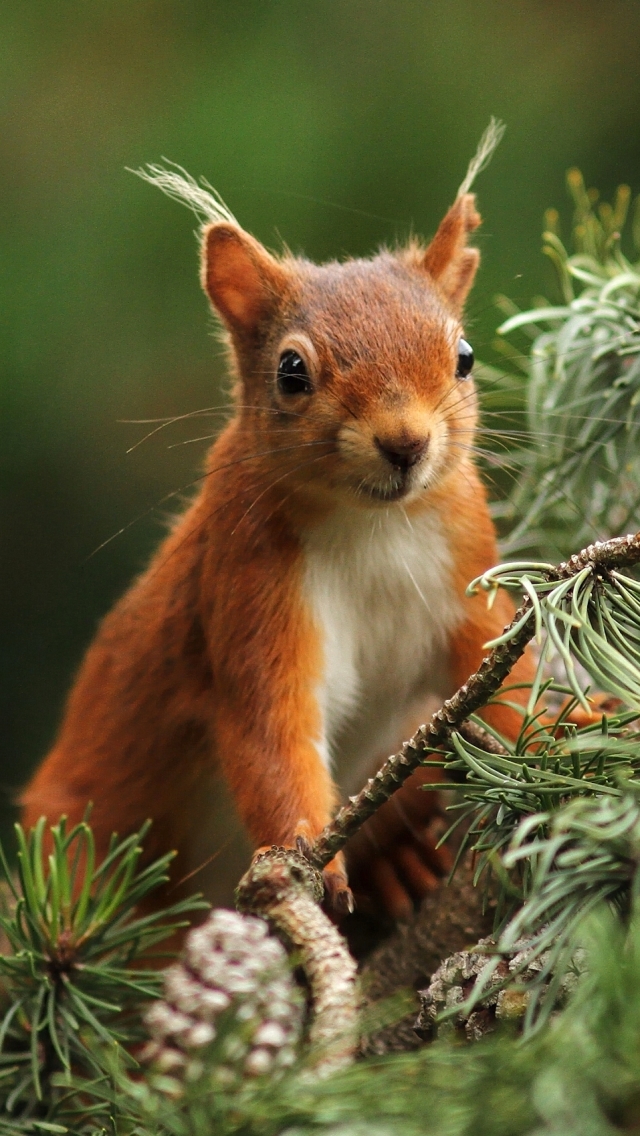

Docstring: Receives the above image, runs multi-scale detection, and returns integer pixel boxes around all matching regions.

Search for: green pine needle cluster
[421,545,640,1029]
[428,547,640,832]
[490,170,640,560]
[0,817,206,1126]
[472,556,640,711]
[3,805,640,1136]
[416,173,640,1033]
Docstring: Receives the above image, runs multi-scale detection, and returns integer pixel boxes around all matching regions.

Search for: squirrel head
[200,194,481,509]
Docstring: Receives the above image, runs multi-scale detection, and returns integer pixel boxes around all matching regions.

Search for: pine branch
[235,848,358,1076]
[309,532,640,870]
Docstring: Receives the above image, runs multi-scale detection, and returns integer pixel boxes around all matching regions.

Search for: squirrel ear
[201,223,289,335]
[422,193,481,311]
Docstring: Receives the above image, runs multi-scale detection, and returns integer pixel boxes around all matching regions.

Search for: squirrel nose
[374,434,429,473]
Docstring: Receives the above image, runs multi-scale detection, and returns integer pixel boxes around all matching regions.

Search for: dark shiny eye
[456,338,474,380]
[277,350,313,395]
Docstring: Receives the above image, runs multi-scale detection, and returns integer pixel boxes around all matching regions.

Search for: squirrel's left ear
[421,193,481,312]
[201,223,290,338]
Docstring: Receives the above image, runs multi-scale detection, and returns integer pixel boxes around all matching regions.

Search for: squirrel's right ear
[201,223,289,336]
[421,193,481,312]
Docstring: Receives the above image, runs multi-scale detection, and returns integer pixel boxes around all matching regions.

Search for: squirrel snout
[374,433,429,473]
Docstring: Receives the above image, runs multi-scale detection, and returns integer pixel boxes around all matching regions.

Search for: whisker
[131,449,338,590]
[477,419,628,461]
[443,404,592,455]
[229,449,336,537]
[429,379,468,419]
[432,374,481,420]
[505,483,602,545]
[250,453,338,538]
[119,410,229,425]
[400,506,414,535]
[479,409,640,428]
[167,434,219,449]
[122,403,306,453]
[324,386,364,427]
[399,551,430,612]
[166,421,325,450]
[449,442,522,473]
[477,427,538,439]
[84,440,332,561]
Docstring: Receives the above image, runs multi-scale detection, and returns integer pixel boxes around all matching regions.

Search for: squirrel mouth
[359,480,412,503]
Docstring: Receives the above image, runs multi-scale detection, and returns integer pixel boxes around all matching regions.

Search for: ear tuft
[445,247,480,310]
[201,223,289,336]
[422,194,481,311]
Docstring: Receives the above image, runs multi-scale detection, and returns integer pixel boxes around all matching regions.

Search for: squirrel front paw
[293,824,354,916]
[321,853,354,917]
[252,830,354,918]
[344,765,452,921]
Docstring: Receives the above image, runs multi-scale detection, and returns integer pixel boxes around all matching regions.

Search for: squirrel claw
[323,868,355,916]
[337,886,356,916]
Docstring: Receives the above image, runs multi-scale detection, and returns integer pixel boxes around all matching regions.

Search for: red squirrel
[22,163,535,920]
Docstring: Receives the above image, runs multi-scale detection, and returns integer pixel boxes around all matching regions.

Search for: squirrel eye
[277,350,313,395]
[456,338,474,380]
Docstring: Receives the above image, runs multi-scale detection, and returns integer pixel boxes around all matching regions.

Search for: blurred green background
[2,1,639,841]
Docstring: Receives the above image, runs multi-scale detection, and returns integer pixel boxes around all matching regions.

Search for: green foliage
[472,556,640,712]
[425,177,640,1034]
[0,818,206,1126]
[433,698,637,899]
[424,548,640,897]
[38,896,640,1136]
[497,793,640,1021]
[451,792,640,1037]
[494,171,640,560]
[419,544,640,1029]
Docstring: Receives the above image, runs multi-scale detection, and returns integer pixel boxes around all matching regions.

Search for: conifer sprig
[469,549,640,712]
[0,817,206,1121]
[445,792,640,1038]
[419,543,640,1024]
[500,793,640,1011]
[494,171,640,560]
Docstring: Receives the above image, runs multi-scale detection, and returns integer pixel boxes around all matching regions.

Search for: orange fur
[431,466,533,737]
[22,190,534,920]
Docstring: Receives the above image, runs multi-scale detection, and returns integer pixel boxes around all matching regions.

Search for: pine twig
[458,719,509,756]
[309,532,640,870]
[235,848,359,1076]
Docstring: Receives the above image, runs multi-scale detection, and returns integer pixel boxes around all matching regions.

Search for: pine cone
[143,909,304,1091]
[416,937,586,1042]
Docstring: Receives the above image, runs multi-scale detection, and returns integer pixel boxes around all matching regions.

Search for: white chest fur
[301,504,464,779]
